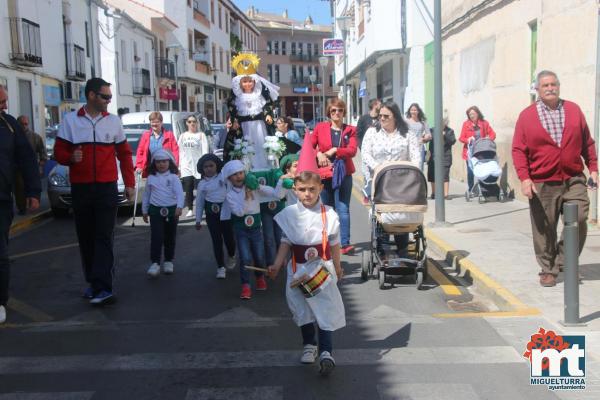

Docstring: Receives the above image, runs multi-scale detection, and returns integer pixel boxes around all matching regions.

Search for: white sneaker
[300,344,318,364]
[163,261,174,274]
[0,305,6,324]
[147,263,160,278]
[216,267,226,279]
[226,254,237,270]
[186,209,194,217]
[319,351,336,375]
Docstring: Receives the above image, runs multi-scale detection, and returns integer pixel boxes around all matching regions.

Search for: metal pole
[213,73,218,122]
[433,0,445,223]
[322,65,327,117]
[561,202,584,326]
[343,29,348,124]
[591,2,600,223]
[174,54,179,111]
[311,81,316,121]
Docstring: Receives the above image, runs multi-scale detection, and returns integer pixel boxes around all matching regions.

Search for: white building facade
[334,0,433,121]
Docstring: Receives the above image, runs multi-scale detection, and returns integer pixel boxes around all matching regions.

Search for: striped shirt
[536,99,564,146]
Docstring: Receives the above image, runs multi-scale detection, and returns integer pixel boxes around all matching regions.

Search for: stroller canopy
[372,161,427,210]
[472,137,497,159]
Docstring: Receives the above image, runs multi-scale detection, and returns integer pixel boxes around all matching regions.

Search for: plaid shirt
[536,99,565,146]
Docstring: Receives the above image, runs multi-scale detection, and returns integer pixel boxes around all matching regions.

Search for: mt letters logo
[524,327,586,391]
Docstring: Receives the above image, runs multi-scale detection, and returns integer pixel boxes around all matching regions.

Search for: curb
[9,210,52,236]
[424,228,540,315]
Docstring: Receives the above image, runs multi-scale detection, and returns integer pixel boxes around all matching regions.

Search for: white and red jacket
[54,107,135,187]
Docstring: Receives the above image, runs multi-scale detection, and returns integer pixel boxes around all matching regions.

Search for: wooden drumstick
[244,266,269,272]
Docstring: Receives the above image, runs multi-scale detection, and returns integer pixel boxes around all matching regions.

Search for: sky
[233,0,332,25]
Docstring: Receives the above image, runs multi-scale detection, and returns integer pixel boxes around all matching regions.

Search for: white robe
[274,202,346,331]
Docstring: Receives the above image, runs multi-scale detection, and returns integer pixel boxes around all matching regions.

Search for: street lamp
[319,56,329,119]
[309,74,316,123]
[336,16,351,124]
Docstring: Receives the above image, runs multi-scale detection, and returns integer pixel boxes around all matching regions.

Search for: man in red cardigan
[512,70,598,287]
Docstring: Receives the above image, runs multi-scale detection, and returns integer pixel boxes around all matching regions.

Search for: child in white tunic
[268,171,345,376]
[195,154,236,279]
[142,149,184,277]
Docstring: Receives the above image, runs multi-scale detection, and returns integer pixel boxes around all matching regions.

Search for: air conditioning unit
[62,81,82,102]
[205,93,214,102]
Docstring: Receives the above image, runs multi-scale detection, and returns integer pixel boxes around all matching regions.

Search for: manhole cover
[447,300,489,312]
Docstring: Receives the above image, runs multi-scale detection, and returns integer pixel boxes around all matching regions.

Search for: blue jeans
[261,208,282,265]
[233,226,266,284]
[301,323,333,355]
[321,175,352,247]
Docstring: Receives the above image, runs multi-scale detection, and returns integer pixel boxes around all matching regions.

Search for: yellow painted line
[433,308,541,318]
[9,210,52,236]
[7,298,53,322]
[427,261,462,296]
[10,230,146,260]
[424,228,540,314]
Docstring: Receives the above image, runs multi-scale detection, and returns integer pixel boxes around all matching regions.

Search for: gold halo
[231,52,260,76]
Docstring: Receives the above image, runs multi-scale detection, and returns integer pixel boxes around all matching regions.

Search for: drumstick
[244,266,269,272]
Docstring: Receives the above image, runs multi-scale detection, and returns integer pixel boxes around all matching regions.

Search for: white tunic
[178,131,209,179]
[274,202,346,331]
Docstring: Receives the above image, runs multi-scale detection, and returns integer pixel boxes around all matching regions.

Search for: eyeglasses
[187,120,197,124]
[379,113,392,120]
[330,108,345,114]
[96,93,112,101]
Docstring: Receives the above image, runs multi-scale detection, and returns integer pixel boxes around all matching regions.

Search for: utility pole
[433,0,447,225]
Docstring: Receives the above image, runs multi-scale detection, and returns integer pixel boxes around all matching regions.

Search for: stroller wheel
[378,265,386,289]
[465,190,471,202]
[478,195,486,204]
[416,270,424,289]
[361,251,371,281]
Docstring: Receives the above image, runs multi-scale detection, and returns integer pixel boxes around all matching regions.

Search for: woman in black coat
[427,118,456,199]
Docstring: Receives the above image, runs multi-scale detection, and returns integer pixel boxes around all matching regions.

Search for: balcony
[193,2,210,28]
[155,58,175,80]
[289,54,315,62]
[65,43,86,81]
[9,18,43,67]
[132,68,151,95]
[195,62,210,75]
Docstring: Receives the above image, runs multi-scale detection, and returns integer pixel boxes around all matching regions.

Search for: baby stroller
[361,161,428,289]
[465,137,506,203]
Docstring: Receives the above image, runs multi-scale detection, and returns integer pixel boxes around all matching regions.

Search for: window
[267,41,272,55]
[314,43,318,56]
[299,65,304,81]
[85,22,90,57]
[219,47,223,72]
[298,42,303,55]
[218,5,222,29]
[210,0,214,23]
[188,32,193,59]
[188,0,191,6]
[225,12,229,33]
[121,40,127,71]
[315,67,319,81]
[212,43,216,68]
[530,20,538,83]
[329,74,333,87]
[267,64,273,82]
[274,41,279,55]
[291,42,296,55]
[307,43,312,58]
[292,65,297,79]
[144,52,149,69]
[308,65,313,76]
[274,65,280,84]
[282,41,286,55]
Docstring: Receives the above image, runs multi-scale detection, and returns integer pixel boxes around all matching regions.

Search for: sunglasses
[96,93,112,101]
[330,108,345,114]
[379,113,392,120]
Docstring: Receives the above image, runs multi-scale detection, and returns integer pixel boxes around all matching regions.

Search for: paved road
[0,199,563,399]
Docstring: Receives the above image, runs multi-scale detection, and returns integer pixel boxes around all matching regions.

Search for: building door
[18,79,33,130]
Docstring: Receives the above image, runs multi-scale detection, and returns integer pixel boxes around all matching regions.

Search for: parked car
[47,129,146,217]
[210,123,227,160]
[291,118,307,137]
[306,117,328,132]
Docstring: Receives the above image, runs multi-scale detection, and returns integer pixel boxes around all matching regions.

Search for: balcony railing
[9,17,43,66]
[155,58,175,79]
[65,43,86,81]
[195,61,210,75]
[289,54,315,62]
[132,68,151,95]
[291,76,321,85]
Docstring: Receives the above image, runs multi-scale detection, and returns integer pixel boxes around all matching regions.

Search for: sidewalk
[10,178,51,236]
[422,178,600,354]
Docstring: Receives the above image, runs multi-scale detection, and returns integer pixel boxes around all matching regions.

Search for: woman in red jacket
[311,98,357,254]
[135,111,180,177]
[459,106,496,193]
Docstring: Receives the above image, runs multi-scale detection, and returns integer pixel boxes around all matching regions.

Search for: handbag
[331,130,346,190]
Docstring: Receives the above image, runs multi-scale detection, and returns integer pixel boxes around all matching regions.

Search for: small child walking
[195,153,236,279]
[267,170,345,376]
[142,149,184,277]
[277,154,299,206]
[221,160,276,299]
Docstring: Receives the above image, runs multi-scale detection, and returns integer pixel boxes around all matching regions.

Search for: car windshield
[122,123,173,132]
[125,133,141,153]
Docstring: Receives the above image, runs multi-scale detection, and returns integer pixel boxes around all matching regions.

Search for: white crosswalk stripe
[185,386,283,400]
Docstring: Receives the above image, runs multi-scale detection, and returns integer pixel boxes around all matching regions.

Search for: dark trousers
[261,209,282,265]
[150,214,179,263]
[206,211,235,267]
[301,323,333,354]
[181,176,198,209]
[529,175,589,276]
[13,173,25,212]
[71,183,118,293]
[0,204,14,306]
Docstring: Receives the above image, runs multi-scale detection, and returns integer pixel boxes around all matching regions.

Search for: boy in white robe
[267,170,345,376]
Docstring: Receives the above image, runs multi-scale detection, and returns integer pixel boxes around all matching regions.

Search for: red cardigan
[310,121,357,180]
[512,100,598,183]
[135,129,180,177]
[459,119,496,160]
